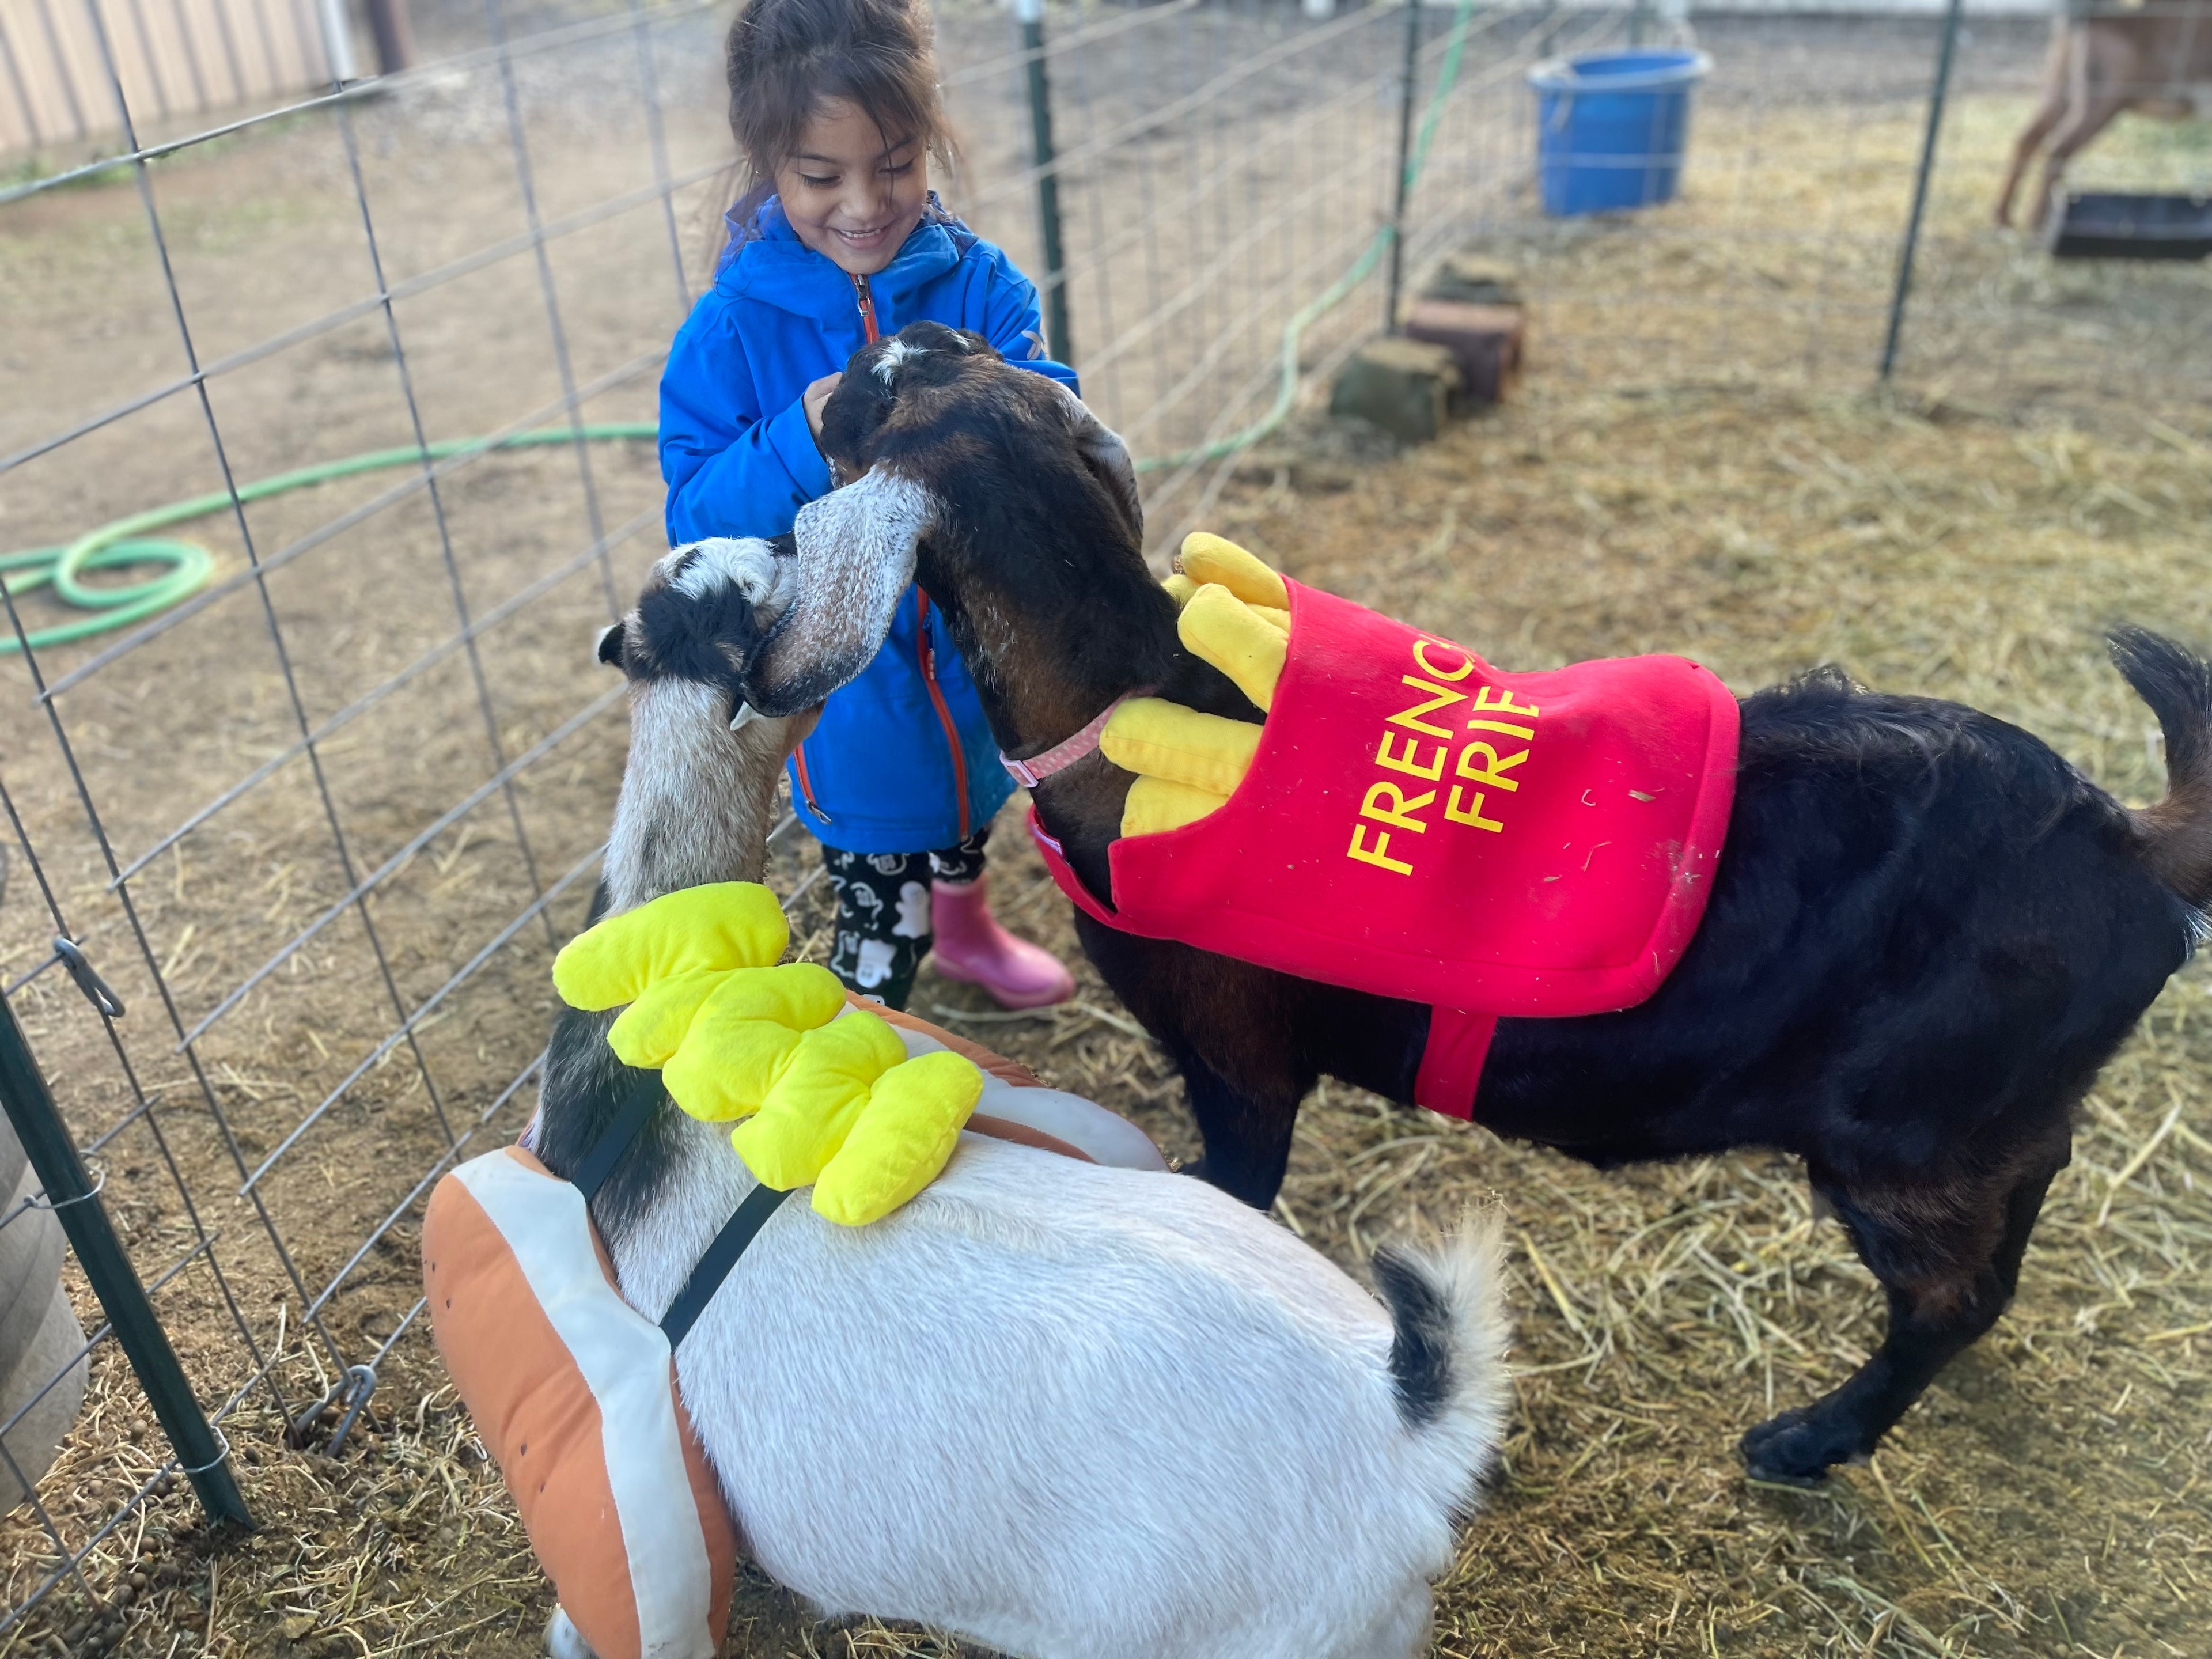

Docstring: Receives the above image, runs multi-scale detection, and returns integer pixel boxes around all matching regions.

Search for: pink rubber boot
[929,874,1076,1009]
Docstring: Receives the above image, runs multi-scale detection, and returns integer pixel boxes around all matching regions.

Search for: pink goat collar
[1000,690,1152,790]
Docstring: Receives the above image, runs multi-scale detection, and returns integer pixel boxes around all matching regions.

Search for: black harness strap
[570,1071,662,1205]
[568,1075,793,1350]
[658,1183,795,1348]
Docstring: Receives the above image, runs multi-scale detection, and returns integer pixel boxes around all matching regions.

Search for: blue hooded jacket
[659,196,1078,853]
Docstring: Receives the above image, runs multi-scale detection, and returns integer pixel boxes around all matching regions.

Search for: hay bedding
[6,394,2211,1659]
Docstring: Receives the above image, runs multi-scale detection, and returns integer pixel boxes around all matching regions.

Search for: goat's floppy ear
[1052,381,1143,546]
[596,620,627,670]
[743,468,933,718]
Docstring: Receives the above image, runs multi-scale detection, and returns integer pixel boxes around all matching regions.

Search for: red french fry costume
[1031,579,1742,1115]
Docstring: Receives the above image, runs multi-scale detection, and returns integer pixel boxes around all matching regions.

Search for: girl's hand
[803,370,843,440]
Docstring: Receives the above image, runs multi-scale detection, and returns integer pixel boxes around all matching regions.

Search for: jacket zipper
[915,590,973,842]
[789,273,885,825]
[853,272,880,344]
[791,744,828,823]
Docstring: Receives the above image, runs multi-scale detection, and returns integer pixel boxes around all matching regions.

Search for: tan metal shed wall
[0,0,337,156]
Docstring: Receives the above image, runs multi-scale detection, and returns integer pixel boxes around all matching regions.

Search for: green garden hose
[1,425,657,657]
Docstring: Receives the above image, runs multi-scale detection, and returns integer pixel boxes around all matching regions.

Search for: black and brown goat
[733,320,2212,1486]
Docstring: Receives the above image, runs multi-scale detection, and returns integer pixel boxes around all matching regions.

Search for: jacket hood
[715,193,977,315]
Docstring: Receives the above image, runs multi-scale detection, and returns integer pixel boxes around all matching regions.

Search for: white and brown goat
[523,537,1512,1659]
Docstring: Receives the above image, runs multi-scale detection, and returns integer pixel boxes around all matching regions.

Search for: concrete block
[1403,298,1525,408]
[1328,338,1461,445]
[1421,254,1523,308]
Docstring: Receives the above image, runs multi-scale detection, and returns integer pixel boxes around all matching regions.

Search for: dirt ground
[3,3,2210,1656]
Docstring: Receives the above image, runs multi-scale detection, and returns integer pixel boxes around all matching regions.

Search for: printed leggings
[820,828,989,1010]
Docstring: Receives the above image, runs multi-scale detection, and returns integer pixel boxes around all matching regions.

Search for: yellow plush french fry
[1163,563,1284,631]
[559,881,997,1224]
[608,960,844,1071]
[811,1050,984,1226]
[700,962,849,1032]
[730,1013,910,1190]
[1178,532,1289,610]
[605,969,725,1069]
[1101,697,1262,797]
[1180,583,1287,712]
[664,1020,805,1122]
[1122,776,1229,836]
[661,963,847,1118]
[552,882,789,1010]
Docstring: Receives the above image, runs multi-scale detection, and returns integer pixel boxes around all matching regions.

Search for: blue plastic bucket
[1528,50,1712,217]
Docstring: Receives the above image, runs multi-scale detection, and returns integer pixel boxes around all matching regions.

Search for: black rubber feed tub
[2047,192,2212,260]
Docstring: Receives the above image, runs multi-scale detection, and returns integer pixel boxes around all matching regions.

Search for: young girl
[658,0,1078,1013]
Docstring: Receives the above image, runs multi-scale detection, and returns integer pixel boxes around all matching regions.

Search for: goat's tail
[2109,627,2212,908]
[1371,1209,1512,1500]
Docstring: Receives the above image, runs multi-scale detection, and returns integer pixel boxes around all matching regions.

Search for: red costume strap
[1413,1008,1497,1120]
[1029,812,1121,928]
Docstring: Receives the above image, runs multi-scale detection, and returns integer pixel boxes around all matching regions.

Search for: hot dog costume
[424,884,1166,1659]
[1028,535,1741,1112]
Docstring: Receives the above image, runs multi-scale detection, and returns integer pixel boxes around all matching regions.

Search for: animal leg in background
[1738,1120,2071,1484]
[1172,1045,1302,1209]
[1997,29,2072,226]
[2029,36,2137,229]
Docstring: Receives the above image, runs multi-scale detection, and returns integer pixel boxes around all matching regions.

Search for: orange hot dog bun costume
[1029,535,1741,1115]
[425,995,1165,1659]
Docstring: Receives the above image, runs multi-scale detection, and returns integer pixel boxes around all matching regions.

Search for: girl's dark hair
[725,0,954,196]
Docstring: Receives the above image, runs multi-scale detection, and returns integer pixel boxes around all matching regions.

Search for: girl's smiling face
[774,97,929,276]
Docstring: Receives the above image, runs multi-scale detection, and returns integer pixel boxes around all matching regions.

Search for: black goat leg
[1163,1039,1301,1209]
[1074,917,1309,1209]
[1741,1124,2071,1484]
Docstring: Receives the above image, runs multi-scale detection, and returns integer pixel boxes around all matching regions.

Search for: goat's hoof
[1739,1407,1858,1487]
[546,1606,597,1659]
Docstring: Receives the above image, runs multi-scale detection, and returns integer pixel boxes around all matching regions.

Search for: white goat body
[620,1115,1503,1659]
[534,540,1512,1659]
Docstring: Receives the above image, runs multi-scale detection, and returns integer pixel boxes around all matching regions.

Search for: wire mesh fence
[1,2,726,1639]
[1,0,2207,1646]
[945,0,1649,540]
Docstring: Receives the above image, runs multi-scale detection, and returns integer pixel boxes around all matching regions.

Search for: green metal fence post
[0,990,250,1527]
[1385,0,1423,333]
[1880,0,1964,382]
[1017,0,1072,364]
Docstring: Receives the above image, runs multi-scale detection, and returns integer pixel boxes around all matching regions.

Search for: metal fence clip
[175,1426,233,1478]
[53,936,125,1020]
[26,1161,107,1210]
